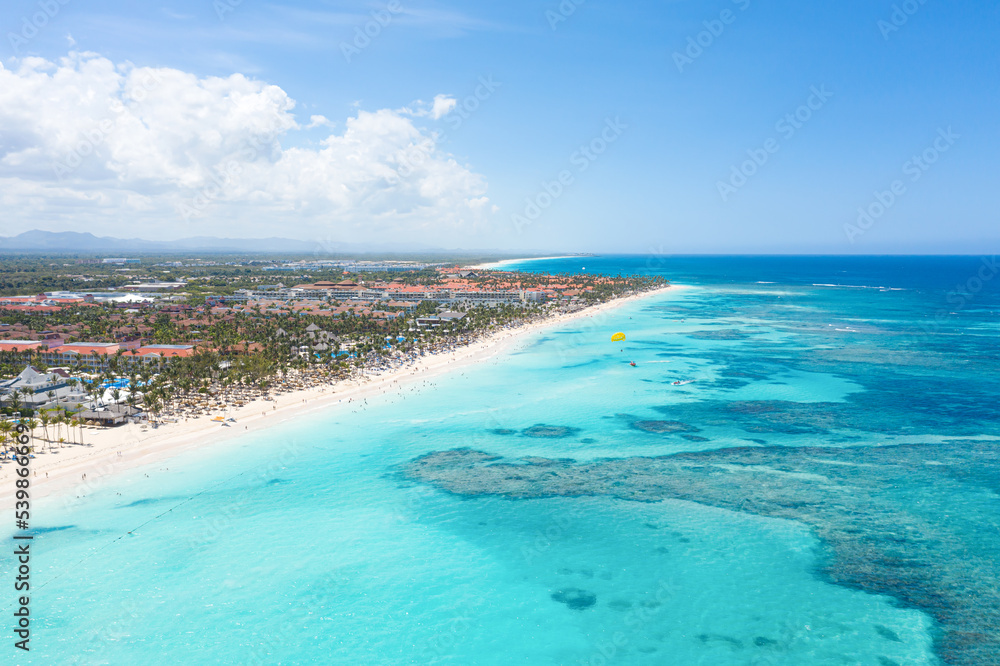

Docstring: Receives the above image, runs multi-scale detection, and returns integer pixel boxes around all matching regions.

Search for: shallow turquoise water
[4,256,998,664]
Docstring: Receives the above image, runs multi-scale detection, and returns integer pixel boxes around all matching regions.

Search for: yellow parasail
[611,332,626,342]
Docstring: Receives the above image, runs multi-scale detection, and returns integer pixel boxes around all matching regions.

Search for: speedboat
[672,379,695,386]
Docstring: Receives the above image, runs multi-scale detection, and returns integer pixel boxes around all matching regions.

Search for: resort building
[123,345,196,367]
[76,404,142,426]
[0,365,89,409]
[1,291,156,307]
[3,339,195,371]
[416,312,467,328]
[233,283,539,306]
[41,343,121,371]
[0,340,44,354]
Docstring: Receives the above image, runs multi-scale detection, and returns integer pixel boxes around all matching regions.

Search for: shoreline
[0,284,685,510]
[467,255,586,270]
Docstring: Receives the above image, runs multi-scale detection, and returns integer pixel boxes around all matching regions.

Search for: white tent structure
[0,366,88,408]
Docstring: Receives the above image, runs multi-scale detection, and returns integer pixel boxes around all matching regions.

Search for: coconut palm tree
[19,388,33,414]
[49,412,66,449]
[88,384,101,409]
[38,412,51,444]
[4,391,21,415]
[0,420,12,457]
[145,394,160,424]
[23,418,39,454]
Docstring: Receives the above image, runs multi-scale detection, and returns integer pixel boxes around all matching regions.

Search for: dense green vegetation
[0,252,549,296]
[1,253,663,432]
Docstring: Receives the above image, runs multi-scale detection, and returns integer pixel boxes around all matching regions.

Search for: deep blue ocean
[2,255,998,665]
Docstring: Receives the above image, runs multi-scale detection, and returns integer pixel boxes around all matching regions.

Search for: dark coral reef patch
[404,441,1000,665]
[631,420,701,434]
[521,424,582,438]
[551,588,597,610]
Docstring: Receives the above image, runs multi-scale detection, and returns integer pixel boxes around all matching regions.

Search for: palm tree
[23,418,39,454]
[39,412,50,444]
[51,414,65,449]
[4,392,20,415]
[145,394,160,424]
[19,388,33,415]
[0,420,12,457]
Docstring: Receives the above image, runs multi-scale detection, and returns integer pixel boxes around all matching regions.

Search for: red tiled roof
[136,347,195,358]
[48,344,121,355]
[0,341,43,351]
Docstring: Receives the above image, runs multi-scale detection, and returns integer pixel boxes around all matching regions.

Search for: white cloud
[0,52,492,244]
[402,94,457,120]
[430,94,457,119]
[306,114,333,129]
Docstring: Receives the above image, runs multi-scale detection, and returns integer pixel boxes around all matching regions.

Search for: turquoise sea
[3,256,999,665]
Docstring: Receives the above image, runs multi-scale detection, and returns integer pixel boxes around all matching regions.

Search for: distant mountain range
[0,230,442,255]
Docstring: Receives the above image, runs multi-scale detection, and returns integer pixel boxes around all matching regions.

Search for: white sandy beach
[468,255,587,270]
[0,284,684,509]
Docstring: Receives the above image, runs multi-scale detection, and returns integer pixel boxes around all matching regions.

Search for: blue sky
[2,0,997,253]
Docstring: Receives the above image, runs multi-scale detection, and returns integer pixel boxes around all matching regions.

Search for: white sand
[0,284,685,509]
[467,255,585,270]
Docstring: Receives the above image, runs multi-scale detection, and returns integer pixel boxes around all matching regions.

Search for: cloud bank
[0,52,491,244]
